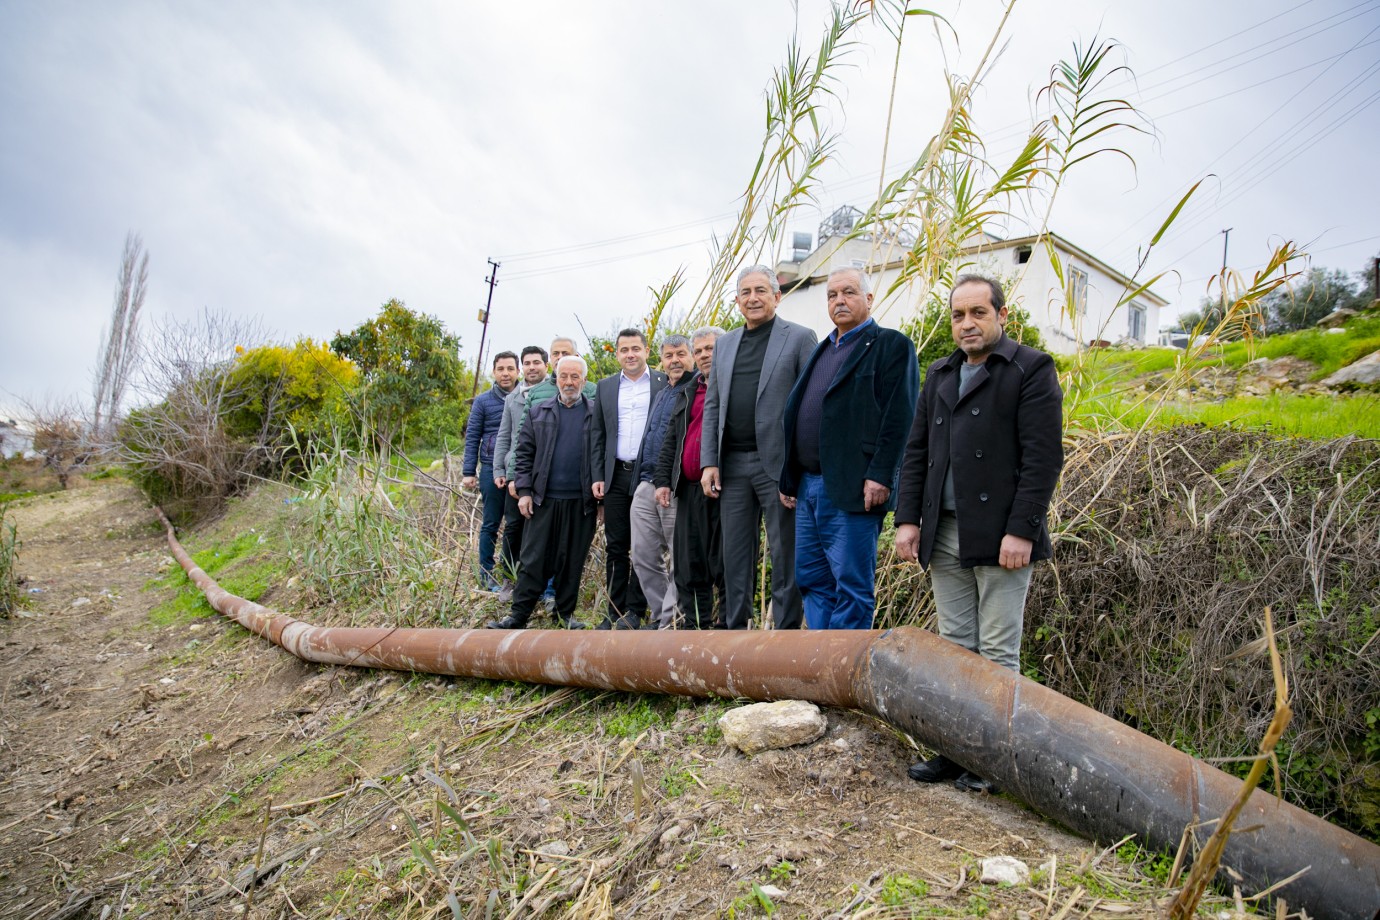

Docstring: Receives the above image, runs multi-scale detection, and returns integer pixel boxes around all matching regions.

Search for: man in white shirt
[592,329,668,628]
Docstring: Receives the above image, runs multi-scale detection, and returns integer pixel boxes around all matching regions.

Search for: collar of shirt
[828,316,874,347]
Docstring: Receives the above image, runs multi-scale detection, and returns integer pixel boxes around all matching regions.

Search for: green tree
[329,300,467,448]
[1265,267,1357,333]
[1351,254,1378,307]
[224,338,359,466]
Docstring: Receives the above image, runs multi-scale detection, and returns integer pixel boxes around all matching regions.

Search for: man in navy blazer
[700,266,817,630]
[591,329,668,628]
[780,267,919,629]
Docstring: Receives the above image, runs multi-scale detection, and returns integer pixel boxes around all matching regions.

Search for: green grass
[1088,314,1380,383]
[1217,314,1380,377]
[146,530,286,626]
[1113,392,1380,439]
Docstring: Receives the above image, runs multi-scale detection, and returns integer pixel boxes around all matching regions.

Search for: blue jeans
[477,462,504,584]
[795,472,884,630]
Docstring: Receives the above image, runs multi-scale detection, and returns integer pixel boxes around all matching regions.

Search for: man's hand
[779,491,796,510]
[508,482,518,499]
[895,523,920,562]
[592,481,606,500]
[862,479,891,511]
[494,474,507,489]
[998,534,1034,570]
[461,475,478,490]
[701,467,721,498]
[518,495,534,518]
[655,486,672,508]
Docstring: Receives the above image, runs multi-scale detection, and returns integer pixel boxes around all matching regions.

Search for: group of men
[462,265,1064,793]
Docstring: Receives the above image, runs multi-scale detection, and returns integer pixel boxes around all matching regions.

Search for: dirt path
[1,482,1167,920]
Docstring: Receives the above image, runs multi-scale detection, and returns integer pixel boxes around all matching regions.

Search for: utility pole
[472,259,500,400]
[1219,228,1232,321]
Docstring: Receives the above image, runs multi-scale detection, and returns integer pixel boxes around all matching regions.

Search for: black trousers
[511,497,596,623]
[601,464,647,624]
[673,479,723,629]
[498,489,525,580]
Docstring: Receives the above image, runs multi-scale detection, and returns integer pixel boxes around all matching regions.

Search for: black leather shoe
[639,623,660,630]
[907,754,963,783]
[613,615,642,630]
[484,614,529,629]
[594,621,613,630]
[563,617,586,630]
[954,771,999,794]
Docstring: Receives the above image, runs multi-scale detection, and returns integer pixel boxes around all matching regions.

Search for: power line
[491,2,1379,285]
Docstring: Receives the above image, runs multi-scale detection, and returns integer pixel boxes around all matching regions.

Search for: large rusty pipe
[160,513,1380,919]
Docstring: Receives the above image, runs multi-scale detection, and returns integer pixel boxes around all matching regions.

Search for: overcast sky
[3,0,1377,418]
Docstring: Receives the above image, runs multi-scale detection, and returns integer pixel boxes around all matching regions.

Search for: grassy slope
[1068,313,1380,439]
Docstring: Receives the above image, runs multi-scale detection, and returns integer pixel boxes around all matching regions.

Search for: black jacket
[894,334,1064,567]
[591,369,668,493]
[514,395,597,512]
[779,321,920,514]
[653,371,704,494]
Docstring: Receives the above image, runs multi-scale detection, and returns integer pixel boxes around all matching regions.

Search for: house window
[1067,266,1088,317]
[1015,246,1032,264]
[1128,303,1147,342]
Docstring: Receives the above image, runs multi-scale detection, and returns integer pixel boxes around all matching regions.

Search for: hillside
[0,478,1265,920]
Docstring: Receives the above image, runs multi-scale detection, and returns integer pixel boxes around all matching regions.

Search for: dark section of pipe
[861,629,1380,920]
[160,512,1380,920]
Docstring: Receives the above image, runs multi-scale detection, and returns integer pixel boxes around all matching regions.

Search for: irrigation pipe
[158,510,1380,920]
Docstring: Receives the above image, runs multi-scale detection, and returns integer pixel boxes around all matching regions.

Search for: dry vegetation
[0,477,1296,920]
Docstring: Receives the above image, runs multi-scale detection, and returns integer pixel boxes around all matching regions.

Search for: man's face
[549,339,576,371]
[556,360,586,403]
[521,352,547,385]
[615,335,648,376]
[692,335,717,377]
[492,358,518,390]
[826,271,873,334]
[660,342,691,382]
[950,281,1008,362]
[735,272,781,329]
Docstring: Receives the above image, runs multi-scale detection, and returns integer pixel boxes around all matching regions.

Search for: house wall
[777,240,1163,354]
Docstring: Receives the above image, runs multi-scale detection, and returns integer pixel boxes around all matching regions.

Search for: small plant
[879,872,930,908]
[0,503,19,617]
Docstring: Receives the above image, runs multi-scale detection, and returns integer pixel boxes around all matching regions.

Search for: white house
[774,208,1168,353]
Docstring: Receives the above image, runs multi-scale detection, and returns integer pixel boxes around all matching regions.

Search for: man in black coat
[894,273,1064,793]
[486,356,598,630]
[591,329,668,628]
[779,267,918,629]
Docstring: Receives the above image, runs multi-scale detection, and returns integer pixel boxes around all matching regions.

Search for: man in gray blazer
[700,265,818,629]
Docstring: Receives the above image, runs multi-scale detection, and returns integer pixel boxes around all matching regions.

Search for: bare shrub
[1036,429,1379,837]
[118,309,270,519]
[25,397,90,489]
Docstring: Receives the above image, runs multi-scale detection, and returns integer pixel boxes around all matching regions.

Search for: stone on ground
[979,855,1031,886]
[718,700,827,754]
[1322,349,1380,388]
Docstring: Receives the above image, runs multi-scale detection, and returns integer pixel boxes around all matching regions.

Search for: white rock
[1322,349,1380,388]
[536,840,570,858]
[718,700,827,754]
[757,884,786,899]
[979,855,1031,886]
[70,597,91,608]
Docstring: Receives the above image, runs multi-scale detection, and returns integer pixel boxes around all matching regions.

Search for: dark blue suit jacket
[779,321,919,514]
